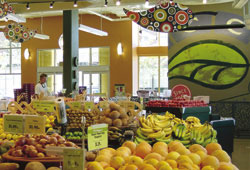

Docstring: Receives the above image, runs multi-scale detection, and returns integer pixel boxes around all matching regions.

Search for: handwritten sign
[4,115,24,134]
[84,102,94,110]
[24,115,45,134]
[63,148,84,170]
[88,124,108,151]
[33,101,56,112]
[71,102,82,110]
[171,84,192,99]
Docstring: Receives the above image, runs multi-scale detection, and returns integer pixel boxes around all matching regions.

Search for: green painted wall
[168,12,250,102]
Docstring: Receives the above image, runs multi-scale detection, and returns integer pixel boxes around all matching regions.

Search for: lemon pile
[0,118,23,144]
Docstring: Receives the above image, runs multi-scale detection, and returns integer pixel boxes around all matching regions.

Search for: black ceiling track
[181,24,245,31]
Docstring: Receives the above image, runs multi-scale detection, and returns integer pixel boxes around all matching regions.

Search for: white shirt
[35,83,51,96]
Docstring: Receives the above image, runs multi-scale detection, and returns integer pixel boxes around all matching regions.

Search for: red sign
[171,84,192,99]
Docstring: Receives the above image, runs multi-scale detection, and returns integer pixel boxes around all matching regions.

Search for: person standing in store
[35,73,51,97]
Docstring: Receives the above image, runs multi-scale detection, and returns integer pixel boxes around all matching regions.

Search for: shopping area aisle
[232,139,250,170]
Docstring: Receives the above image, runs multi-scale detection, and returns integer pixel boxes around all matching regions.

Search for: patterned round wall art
[3,23,36,43]
[124,2,193,33]
[0,1,14,18]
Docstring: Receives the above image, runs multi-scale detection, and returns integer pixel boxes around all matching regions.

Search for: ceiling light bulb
[26,3,30,10]
[50,1,54,8]
[145,0,149,7]
[116,0,120,6]
[74,0,78,7]
[203,0,207,4]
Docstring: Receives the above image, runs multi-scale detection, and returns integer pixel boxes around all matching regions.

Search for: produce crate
[145,106,211,124]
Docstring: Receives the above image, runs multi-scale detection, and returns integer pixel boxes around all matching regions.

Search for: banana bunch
[172,123,191,147]
[197,122,218,147]
[185,116,202,129]
[108,127,123,141]
[136,113,218,147]
[136,114,173,144]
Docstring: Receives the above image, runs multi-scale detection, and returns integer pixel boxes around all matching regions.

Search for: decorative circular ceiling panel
[124,2,194,33]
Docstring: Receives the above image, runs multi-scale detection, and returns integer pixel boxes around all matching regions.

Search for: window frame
[37,47,110,96]
[0,38,21,98]
[138,55,168,95]
[137,25,168,47]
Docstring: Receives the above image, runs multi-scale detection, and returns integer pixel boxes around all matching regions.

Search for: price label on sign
[71,102,82,110]
[84,102,94,110]
[24,115,45,134]
[88,124,108,151]
[99,101,109,109]
[63,148,84,170]
[4,115,24,134]
[33,101,56,112]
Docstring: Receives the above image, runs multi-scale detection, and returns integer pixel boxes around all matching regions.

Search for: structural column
[63,10,79,95]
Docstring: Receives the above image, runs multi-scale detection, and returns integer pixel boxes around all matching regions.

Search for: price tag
[63,148,84,170]
[24,115,45,134]
[33,101,56,112]
[84,102,94,110]
[71,102,82,110]
[88,124,108,151]
[4,115,24,134]
[99,101,109,109]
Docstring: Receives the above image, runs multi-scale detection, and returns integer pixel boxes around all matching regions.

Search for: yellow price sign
[33,101,56,112]
[24,115,45,134]
[63,148,84,170]
[71,102,82,110]
[88,124,108,151]
[84,102,94,110]
[4,115,24,134]
[99,101,109,109]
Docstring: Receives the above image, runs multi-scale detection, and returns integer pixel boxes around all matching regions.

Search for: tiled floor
[232,139,250,170]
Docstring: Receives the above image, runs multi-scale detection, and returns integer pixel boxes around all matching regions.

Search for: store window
[37,47,110,96]
[139,56,168,95]
[138,26,168,47]
[78,47,110,95]
[0,33,21,98]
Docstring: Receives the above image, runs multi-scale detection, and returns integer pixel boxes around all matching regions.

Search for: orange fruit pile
[86,141,238,170]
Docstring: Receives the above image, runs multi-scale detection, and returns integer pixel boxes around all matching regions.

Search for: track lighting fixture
[104,0,108,7]
[73,0,78,7]
[26,3,30,10]
[49,1,54,8]
[116,0,120,6]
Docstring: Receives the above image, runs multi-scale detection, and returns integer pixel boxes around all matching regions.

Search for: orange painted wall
[21,15,132,97]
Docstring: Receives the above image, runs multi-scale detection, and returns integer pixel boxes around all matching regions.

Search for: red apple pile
[9,133,78,158]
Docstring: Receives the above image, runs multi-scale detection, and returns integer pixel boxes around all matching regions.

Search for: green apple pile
[64,131,84,140]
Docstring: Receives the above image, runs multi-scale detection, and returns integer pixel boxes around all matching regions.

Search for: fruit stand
[146,100,211,123]
[0,98,239,170]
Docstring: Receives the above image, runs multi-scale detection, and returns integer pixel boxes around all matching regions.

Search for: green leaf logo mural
[168,40,250,89]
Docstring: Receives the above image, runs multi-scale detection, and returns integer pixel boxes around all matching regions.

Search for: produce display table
[2,152,62,169]
[145,106,211,123]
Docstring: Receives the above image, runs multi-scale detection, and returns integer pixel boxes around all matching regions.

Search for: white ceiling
[7,0,235,18]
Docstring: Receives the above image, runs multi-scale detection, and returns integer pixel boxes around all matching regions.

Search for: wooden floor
[232,139,250,170]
